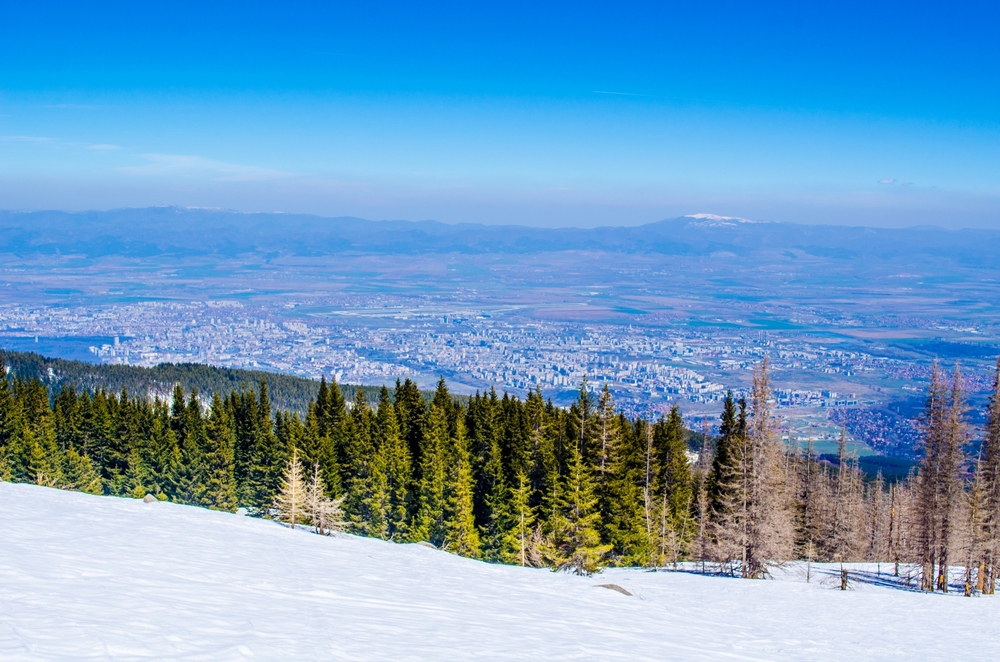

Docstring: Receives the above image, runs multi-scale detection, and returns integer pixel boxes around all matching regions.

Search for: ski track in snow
[1,482,998,661]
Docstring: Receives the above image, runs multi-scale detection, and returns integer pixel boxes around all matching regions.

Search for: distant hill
[0,350,417,412]
[2,206,1000,267]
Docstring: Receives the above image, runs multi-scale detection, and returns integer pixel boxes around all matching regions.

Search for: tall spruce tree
[244,380,284,515]
[501,472,537,566]
[601,413,651,566]
[145,399,181,500]
[12,380,63,488]
[376,386,411,540]
[653,407,694,566]
[0,370,15,481]
[63,445,102,494]
[394,378,426,478]
[596,384,615,475]
[545,437,610,574]
[410,398,450,546]
[443,416,481,558]
[176,390,210,504]
[343,387,390,539]
[709,392,740,516]
[199,392,237,512]
[470,389,507,560]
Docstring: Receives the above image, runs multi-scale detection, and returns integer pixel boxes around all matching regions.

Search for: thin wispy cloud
[2,135,119,151]
[37,103,101,110]
[0,135,56,143]
[878,178,896,185]
[120,154,296,182]
[593,90,648,97]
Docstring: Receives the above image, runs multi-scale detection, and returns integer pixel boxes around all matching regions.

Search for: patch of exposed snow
[0,482,997,660]
[685,213,771,226]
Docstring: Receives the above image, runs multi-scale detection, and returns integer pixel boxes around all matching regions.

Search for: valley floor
[1,482,996,660]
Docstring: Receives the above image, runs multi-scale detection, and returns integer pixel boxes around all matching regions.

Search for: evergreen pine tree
[601,412,651,566]
[394,378,427,478]
[320,378,347,498]
[501,472,537,566]
[709,391,740,515]
[199,392,237,512]
[443,416,481,558]
[52,385,83,454]
[176,390,209,504]
[124,442,153,499]
[170,385,187,444]
[546,438,611,575]
[377,386,411,540]
[0,373,14,481]
[653,407,694,566]
[471,389,508,560]
[410,399,449,546]
[62,445,103,494]
[230,388,257,506]
[81,389,115,483]
[596,383,615,475]
[244,380,285,515]
[146,399,181,500]
[344,387,390,539]
[12,381,64,488]
[573,378,598,466]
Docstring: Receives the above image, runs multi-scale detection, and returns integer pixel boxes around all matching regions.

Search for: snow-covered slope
[1,483,997,661]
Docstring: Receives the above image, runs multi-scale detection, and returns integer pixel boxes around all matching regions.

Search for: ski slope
[1,482,997,660]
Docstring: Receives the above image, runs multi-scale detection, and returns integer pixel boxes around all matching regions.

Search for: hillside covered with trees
[2,352,1000,594]
[0,350,390,413]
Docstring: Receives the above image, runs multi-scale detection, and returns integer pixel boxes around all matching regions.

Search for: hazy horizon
[3,2,999,229]
[2,205,999,233]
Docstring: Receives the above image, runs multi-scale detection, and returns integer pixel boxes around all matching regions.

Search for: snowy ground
[2,483,998,661]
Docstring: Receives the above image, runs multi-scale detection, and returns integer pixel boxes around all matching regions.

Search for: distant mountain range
[2,206,999,266]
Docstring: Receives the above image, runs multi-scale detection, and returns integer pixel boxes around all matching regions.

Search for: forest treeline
[0,350,394,413]
[2,352,1000,593]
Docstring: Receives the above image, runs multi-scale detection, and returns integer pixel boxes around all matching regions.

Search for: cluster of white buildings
[0,301,902,410]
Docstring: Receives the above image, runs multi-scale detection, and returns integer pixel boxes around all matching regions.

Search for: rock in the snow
[143,494,157,503]
[595,583,632,596]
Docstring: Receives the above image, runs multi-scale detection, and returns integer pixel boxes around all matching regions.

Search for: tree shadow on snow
[645,563,970,594]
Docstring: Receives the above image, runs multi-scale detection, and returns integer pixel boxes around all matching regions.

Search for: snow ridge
[685,213,772,226]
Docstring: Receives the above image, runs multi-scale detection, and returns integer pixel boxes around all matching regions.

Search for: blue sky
[2,1,998,227]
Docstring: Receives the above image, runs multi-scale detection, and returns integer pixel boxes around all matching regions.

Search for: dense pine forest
[3,351,1000,594]
[0,350,392,413]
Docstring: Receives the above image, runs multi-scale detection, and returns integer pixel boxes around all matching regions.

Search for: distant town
[3,210,1000,461]
[4,296,996,459]
[0,300,883,403]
